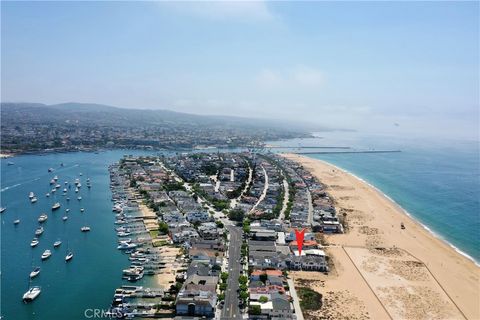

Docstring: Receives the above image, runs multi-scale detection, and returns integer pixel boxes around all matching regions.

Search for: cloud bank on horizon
[1,1,478,140]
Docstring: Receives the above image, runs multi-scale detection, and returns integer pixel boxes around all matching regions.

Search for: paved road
[307,189,313,225]
[250,165,268,213]
[287,278,305,320]
[221,225,243,320]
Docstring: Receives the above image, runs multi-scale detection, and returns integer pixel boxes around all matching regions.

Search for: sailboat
[65,250,74,262]
[30,267,41,278]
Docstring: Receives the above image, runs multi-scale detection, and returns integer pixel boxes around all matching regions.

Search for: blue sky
[1,1,479,139]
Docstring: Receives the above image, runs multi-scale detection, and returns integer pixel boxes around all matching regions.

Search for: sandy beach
[283,154,479,320]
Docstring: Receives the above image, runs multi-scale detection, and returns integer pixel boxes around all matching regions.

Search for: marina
[1,150,153,320]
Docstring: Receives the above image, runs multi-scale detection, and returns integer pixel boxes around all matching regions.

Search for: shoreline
[309,157,479,267]
[283,153,479,319]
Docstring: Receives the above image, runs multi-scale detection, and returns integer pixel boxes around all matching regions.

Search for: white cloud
[291,65,324,87]
[255,65,325,89]
[157,1,276,22]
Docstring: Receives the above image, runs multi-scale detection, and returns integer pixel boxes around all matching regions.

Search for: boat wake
[1,178,41,193]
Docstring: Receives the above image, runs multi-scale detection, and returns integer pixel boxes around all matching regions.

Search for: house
[175,275,218,317]
[186,211,211,223]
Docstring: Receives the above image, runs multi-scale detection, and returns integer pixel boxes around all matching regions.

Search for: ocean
[269,132,480,264]
[1,133,479,319]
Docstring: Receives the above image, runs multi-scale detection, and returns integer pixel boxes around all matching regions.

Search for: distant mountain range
[0,102,321,132]
[0,102,323,154]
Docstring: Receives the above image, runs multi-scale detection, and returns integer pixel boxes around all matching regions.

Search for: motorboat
[77,196,82,200]
[53,240,62,248]
[46,193,50,197]
[50,179,55,185]
[80,208,85,212]
[14,219,20,225]
[62,215,68,221]
[51,202,61,210]
[0,207,6,213]
[30,238,39,247]
[53,175,58,181]
[55,184,61,189]
[30,267,41,278]
[30,197,37,203]
[75,188,79,193]
[66,197,70,201]
[38,214,48,223]
[41,249,52,260]
[122,266,144,281]
[29,192,35,199]
[22,286,41,302]
[65,208,70,212]
[117,242,137,250]
[65,251,74,262]
[63,188,67,193]
[35,226,44,236]
[48,167,54,172]
[80,226,91,232]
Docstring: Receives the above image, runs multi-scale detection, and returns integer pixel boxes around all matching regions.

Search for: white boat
[23,286,41,302]
[48,167,54,172]
[77,183,82,188]
[62,215,68,221]
[75,188,79,193]
[80,226,91,232]
[0,207,6,213]
[53,240,62,248]
[30,238,39,247]
[38,214,48,223]
[53,175,58,181]
[35,226,44,236]
[65,251,73,262]
[79,173,83,176]
[66,197,70,201]
[117,242,137,250]
[74,179,80,185]
[30,197,38,203]
[65,181,68,185]
[14,219,20,225]
[80,208,85,212]
[55,184,61,189]
[77,196,82,200]
[63,188,67,193]
[30,267,41,278]
[49,179,55,185]
[65,208,70,212]
[46,193,50,197]
[41,249,52,260]
[51,188,56,193]
[52,202,61,210]
[29,192,34,199]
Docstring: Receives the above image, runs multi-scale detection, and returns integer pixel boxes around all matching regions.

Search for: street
[221,225,243,320]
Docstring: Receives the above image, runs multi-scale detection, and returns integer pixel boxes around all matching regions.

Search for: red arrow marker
[294,228,306,256]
